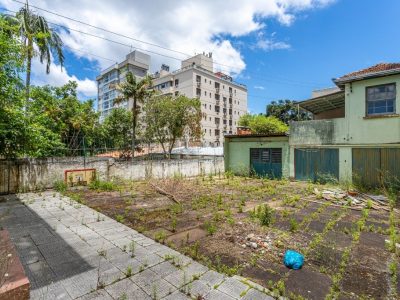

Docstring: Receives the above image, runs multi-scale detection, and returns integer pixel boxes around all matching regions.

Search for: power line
[8,0,326,87]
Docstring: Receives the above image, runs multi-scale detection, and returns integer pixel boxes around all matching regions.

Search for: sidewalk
[0,192,273,300]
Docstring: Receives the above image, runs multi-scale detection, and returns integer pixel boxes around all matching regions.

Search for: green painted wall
[224,136,290,178]
[289,74,400,182]
[344,74,400,144]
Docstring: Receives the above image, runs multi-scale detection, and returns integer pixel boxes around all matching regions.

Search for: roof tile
[337,63,400,80]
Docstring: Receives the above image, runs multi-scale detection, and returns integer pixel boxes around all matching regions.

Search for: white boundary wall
[3,156,224,192]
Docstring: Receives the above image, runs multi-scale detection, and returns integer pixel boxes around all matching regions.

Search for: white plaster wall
[7,156,224,192]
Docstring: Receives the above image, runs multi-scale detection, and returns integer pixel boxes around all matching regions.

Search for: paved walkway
[0,192,273,300]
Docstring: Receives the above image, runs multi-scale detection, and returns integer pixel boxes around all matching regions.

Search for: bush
[315,172,338,185]
[53,180,67,193]
[251,204,274,226]
[89,179,116,191]
[204,221,217,235]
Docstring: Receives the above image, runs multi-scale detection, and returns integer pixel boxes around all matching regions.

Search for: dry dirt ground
[67,176,400,300]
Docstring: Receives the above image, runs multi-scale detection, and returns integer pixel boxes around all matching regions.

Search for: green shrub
[115,214,125,223]
[251,204,274,226]
[154,231,167,243]
[54,180,67,193]
[289,218,299,232]
[89,179,116,191]
[204,221,217,235]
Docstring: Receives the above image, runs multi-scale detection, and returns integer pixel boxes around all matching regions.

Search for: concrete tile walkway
[0,192,274,300]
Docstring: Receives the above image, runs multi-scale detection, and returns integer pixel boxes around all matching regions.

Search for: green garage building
[225,63,400,187]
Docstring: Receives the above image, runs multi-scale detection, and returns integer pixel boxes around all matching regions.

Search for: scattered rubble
[239,233,274,251]
[313,188,390,211]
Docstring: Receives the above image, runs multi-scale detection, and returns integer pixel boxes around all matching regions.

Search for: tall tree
[238,114,288,135]
[114,71,153,157]
[142,95,201,157]
[266,99,311,124]
[16,1,64,101]
[102,108,133,157]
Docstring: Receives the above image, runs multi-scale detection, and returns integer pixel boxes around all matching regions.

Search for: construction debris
[313,188,389,211]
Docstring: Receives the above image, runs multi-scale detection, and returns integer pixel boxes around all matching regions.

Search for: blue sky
[1,0,399,114]
[240,0,400,113]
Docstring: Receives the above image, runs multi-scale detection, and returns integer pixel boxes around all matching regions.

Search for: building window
[175,79,179,87]
[210,92,212,98]
[366,83,396,115]
[204,78,207,83]
[204,91,207,96]
[215,118,220,124]
[215,106,220,112]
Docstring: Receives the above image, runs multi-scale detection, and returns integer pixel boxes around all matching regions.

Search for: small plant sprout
[125,266,132,277]
[129,241,135,257]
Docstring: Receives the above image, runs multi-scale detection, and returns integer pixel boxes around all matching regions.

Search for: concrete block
[217,278,248,299]
[200,270,226,288]
[104,278,140,299]
[240,288,274,300]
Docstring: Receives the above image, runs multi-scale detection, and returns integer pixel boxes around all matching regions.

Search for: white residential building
[152,53,248,146]
[96,51,150,121]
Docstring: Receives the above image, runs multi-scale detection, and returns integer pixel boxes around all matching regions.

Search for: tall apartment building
[96,51,150,121]
[152,53,248,146]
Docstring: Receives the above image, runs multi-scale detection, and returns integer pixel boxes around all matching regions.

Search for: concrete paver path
[0,192,274,300]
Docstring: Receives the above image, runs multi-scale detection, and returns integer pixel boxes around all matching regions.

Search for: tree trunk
[25,39,33,103]
[131,97,137,158]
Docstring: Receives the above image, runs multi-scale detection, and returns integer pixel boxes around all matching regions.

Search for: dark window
[261,149,270,163]
[215,106,220,112]
[271,149,282,163]
[366,83,396,115]
[174,79,179,87]
[251,148,281,164]
[215,118,220,124]
[250,149,260,161]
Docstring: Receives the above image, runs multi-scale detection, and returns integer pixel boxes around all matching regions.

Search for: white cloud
[252,30,291,51]
[31,59,97,97]
[1,0,335,89]
[254,85,265,90]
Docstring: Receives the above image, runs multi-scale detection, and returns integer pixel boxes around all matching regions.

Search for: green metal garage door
[352,148,400,188]
[295,148,339,182]
[250,148,282,178]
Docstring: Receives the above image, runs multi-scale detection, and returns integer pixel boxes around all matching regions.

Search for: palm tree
[16,1,64,101]
[114,71,153,157]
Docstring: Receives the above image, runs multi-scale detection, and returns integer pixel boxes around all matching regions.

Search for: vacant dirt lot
[67,175,400,299]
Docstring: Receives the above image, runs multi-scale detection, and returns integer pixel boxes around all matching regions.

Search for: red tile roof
[338,63,400,80]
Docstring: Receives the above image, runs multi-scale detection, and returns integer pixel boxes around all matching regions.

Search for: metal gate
[250,148,282,178]
[0,160,19,195]
[295,148,339,182]
[352,148,400,188]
